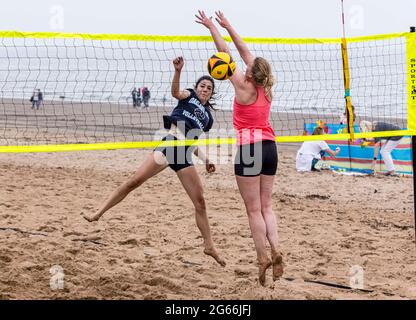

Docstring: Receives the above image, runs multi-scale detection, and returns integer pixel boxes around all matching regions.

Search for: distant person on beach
[360,120,403,176]
[137,86,142,106]
[83,56,225,267]
[30,89,40,110]
[131,87,139,107]
[38,90,43,108]
[142,87,151,107]
[196,10,282,285]
[296,127,340,172]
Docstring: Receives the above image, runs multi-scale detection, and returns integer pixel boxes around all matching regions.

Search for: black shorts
[154,135,194,172]
[234,140,278,177]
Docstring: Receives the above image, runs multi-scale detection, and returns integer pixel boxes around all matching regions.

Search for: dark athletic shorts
[154,134,194,172]
[234,140,278,177]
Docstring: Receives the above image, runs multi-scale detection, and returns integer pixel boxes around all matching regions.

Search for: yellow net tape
[0,131,412,153]
[0,30,408,44]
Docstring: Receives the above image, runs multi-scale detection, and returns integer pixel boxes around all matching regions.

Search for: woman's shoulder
[184,88,198,100]
[256,85,272,102]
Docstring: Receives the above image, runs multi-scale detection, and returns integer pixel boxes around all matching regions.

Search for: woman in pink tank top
[196,10,283,286]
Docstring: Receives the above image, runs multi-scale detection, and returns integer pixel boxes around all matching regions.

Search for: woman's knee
[191,188,206,211]
[261,204,273,215]
[246,206,262,218]
[194,195,206,212]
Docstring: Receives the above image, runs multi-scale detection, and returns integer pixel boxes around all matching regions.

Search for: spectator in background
[38,89,43,109]
[142,87,151,107]
[137,87,142,106]
[296,127,340,172]
[131,87,138,107]
[30,89,39,110]
[359,120,403,176]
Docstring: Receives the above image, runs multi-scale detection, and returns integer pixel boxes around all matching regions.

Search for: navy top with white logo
[163,89,214,137]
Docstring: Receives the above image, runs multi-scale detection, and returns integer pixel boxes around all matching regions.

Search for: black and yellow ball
[207,52,236,80]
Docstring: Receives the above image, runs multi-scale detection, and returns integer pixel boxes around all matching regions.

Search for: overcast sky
[0,0,415,38]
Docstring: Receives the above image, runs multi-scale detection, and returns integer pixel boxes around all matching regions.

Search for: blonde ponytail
[252,57,275,99]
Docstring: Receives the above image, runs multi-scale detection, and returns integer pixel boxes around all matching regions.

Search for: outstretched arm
[324,147,340,157]
[171,56,191,101]
[195,10,230,54]
[193,147,216,173]
[196,10,246,89]
[215,11,255,66]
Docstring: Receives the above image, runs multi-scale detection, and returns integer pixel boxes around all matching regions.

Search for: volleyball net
[0,30,415,152]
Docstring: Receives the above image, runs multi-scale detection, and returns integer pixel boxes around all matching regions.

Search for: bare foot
[204,248,226,267]
[81,212,100,222]
[258,259,272,286]
[272,252,284,281]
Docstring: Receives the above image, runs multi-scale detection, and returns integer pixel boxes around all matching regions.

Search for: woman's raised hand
[195,10,215,29]
[215,11,231,29]
[173,56,184,72]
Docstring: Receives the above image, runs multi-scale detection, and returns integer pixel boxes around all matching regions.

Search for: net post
[341,39,355,142]
[411,26,416,247]
[413,134,416,247]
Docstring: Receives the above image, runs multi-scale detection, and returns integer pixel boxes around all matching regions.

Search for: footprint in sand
[234,268,251,277]
[66,248,80,255]
[118,238,139,246]
[309,269,327,276]
[109,217,123,221]
[143,293,167,299]
[143,247,160,256]
[73,236,102,242]
[198,283,217,289]
[37,225,58,233]
[1,214,16,219]
[123,258,138,264]
[63,231,84,237]
[144,276,182,292]
[139,239,151,246]
[107,259,118,266]
[0,255,12,263]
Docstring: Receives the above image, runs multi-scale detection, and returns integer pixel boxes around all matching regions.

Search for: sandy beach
[0,141,415,299]
[0,98,415,300]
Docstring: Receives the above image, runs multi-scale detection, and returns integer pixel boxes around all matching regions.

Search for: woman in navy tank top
[83,56,225,267]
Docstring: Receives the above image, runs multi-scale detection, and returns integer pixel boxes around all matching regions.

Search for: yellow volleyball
[207,52,236,80]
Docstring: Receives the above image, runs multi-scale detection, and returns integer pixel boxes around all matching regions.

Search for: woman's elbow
[244,53,255,64]
[171,91,179,100]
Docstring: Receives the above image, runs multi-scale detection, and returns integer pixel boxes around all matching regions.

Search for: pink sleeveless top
[233,86,276,145]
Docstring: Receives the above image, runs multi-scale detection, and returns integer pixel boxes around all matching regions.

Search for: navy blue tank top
[163,89,214,137]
